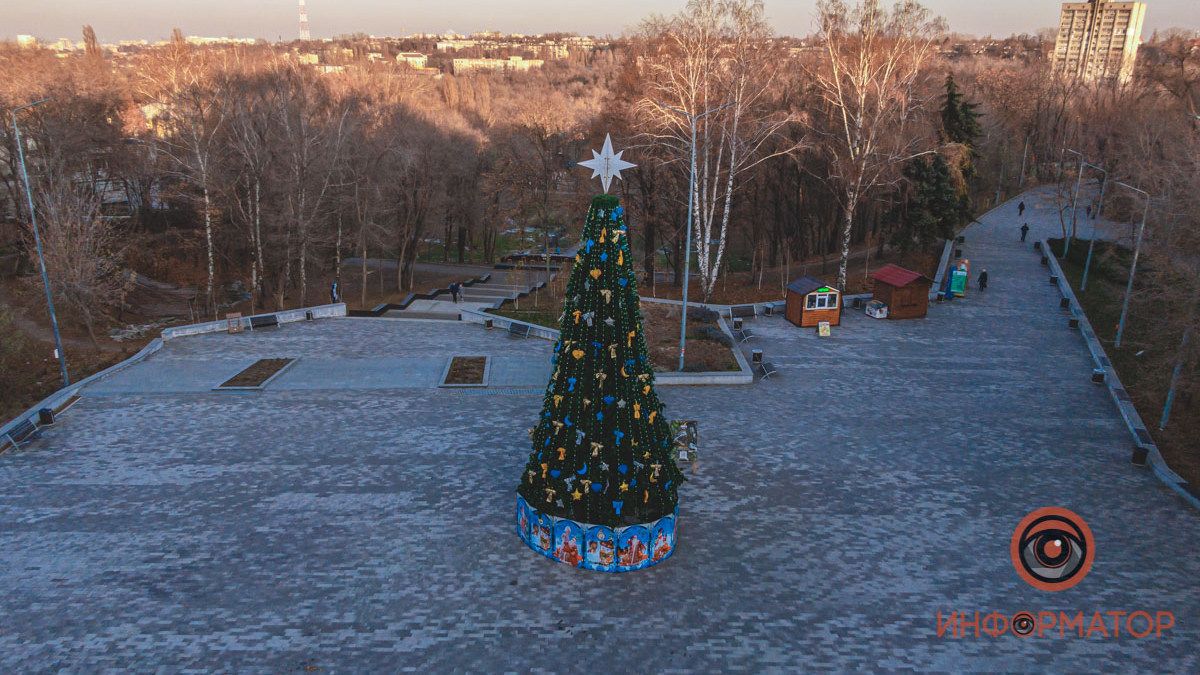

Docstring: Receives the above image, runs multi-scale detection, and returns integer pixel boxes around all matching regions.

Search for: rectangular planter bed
[440,356,491,388]
[216,358,297,390]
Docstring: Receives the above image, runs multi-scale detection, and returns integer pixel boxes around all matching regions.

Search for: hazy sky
[6,1,1197,43]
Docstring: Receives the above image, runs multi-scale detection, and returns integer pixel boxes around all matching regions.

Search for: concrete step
[461,290,517,299]
[472,284,526,291]
[384,309,461,320]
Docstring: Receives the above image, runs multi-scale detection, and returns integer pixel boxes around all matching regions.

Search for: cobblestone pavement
[1009,183,1135,246]
[1,194,1198,670]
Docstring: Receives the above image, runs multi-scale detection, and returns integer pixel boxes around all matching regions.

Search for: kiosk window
[806,293,838,310]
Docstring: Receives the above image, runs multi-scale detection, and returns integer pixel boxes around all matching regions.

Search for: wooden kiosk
[785,276,842,328]
[870,264,933,320]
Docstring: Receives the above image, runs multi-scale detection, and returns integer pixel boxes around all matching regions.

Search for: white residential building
[452,55,544,74]
[1052,1,1147,85]
[396,52,429,68]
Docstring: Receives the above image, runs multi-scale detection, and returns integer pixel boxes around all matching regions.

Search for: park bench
[249,314,279,330]
[730,317,755,343]
[756,360,778,380]
[727,304,756,321]
[2,417,38,452]
[507,321,530,339]
[750,349,778,380]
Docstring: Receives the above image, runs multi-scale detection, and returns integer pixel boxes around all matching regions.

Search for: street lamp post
[1113,181,1150,349]
[1079,162,1107,292]
[1018,134,1030,189]
[1160,316,1192,431]
[11,99,70,387]
[660,101,731,372]
[1064,149,1084,258]
[1161,114,1200,428]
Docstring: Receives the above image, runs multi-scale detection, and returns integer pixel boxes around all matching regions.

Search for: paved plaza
[1,192,1199,670]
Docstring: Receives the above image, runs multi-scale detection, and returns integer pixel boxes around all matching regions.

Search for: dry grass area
[641,302,740,373]
[1052,238,1200,489]
[444,356,487,384]
[489,301,740,373]
[1,280,150,422]
[218,358,294,388]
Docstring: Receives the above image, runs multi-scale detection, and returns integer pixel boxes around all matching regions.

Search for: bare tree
[637,0,798,301]
[82,25,102,62]
[267,63,348,306]
[137,43,229,317]
[25,176,126,343]
[808,0,943,289]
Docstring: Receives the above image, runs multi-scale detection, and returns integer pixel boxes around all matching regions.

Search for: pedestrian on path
[1018,201,1026,217]
[449,282,461,303]
[1086,204,1093,220]
[1020,223,1030,242]
[978,269,989,292]
[330,280,340,304]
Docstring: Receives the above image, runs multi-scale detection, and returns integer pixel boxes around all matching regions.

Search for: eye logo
[1011,612,1036,636]
[1010,507,1094,591]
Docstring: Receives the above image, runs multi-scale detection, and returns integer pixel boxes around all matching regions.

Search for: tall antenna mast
[298,0,311,40]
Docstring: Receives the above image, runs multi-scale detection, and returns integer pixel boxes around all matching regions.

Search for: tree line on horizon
[0,0,1196,339]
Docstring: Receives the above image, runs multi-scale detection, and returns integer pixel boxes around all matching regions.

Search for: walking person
[1020,223,1030,242]
[449,282,461,303]
[330,280,340,304]
[1018,201,1026,217]
[978,268,989,292]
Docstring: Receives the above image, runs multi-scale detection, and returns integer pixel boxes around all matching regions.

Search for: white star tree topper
[577,134,636,194]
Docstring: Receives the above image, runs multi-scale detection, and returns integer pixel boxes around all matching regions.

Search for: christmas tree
[517,192,684,531]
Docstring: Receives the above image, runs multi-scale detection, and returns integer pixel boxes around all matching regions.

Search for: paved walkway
[1010,183,1136,247]
[0,190,1198,669]
[85,319,553,395]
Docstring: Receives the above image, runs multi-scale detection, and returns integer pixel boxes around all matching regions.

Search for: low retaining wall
[930,239,954,300]
[459,308,559,341]
[1042,239,1200,511]
[459,307,753,386]
[638,296,786,319]
[0,338,164,451]
[163,303,346,340]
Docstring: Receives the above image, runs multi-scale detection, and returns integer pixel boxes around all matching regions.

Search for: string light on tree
[515,133,681,573]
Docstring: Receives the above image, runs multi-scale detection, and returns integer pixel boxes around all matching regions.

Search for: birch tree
[137,39,228,317]
[268,63,348,307]
[222,57,277,314]
[637,0,798,301]
[809,0,943,290]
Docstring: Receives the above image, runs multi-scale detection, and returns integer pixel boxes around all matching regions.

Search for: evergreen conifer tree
[938,73,982,226]
[518,195,684,529]
[890,154,960,252]
[941,73,982,148]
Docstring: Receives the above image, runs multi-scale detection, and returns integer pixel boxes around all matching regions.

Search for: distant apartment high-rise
[298,0,311,41]
[1052,1,1147,85]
